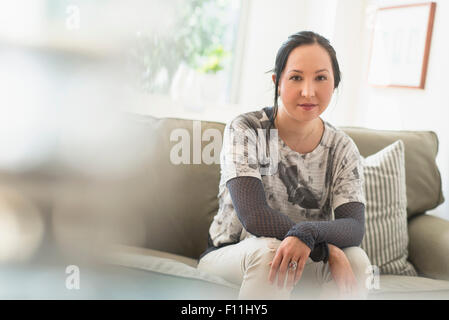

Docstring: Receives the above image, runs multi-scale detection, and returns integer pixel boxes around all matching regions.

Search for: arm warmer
[227,176,365,263]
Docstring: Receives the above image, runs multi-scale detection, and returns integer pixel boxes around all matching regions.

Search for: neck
[275,109,323,143]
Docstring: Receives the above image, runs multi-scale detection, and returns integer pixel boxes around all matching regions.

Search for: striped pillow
[361,140,417,276]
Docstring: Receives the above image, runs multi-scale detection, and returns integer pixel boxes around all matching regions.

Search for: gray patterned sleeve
[285,201,365,251]
[227,176,329,262]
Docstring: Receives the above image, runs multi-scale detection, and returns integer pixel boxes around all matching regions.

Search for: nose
[300,80,315,98]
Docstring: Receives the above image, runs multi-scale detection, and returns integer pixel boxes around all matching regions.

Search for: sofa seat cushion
[103,245,238,290]
[369,275,449,299]
[104,246,449,299]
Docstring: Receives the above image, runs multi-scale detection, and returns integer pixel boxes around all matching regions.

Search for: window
[1,0,241,106]
[126,0,242,104]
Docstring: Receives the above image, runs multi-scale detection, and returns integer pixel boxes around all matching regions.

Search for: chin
[289,109,321,122]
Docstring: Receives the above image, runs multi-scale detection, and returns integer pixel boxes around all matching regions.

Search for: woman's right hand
[268,236,311,290]
[327,244,358,298]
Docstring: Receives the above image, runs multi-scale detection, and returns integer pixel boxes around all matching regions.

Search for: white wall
[351,0,449,219]
[236,0,308,110]
[235,0,367,125]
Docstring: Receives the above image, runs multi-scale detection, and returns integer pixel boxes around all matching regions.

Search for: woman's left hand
[327,244,358,298]
[268,236,311,290]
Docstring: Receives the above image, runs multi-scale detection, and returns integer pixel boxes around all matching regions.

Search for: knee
[244,237,281,270]
[342,246,372,280]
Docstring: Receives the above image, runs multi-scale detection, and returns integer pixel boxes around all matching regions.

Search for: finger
[286,259,298,290]
[294,258,306,285]
[268,251,283,284]
[277,255,290,289]
[350,278,358,298]
[344,283,350,297]
[335,279,347,297]
[342,280,353,299]
[342,279,350,293]
[344,273,357,297]
[338,284,347,299]
[346,285,354,299]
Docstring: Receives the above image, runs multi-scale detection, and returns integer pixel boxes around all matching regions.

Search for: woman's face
[273,44,335,123]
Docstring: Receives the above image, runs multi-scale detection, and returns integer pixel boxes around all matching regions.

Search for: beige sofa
[105,114,449,299]
[1,113,449,299]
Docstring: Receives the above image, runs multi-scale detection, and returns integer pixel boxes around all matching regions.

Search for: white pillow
[361,140,417,276]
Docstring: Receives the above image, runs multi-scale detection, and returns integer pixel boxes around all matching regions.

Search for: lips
[298,103,318,111]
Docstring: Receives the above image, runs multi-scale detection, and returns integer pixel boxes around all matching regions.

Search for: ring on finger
[288,260,298,271]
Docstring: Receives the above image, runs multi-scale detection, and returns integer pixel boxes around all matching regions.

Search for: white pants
[197,237,372,300]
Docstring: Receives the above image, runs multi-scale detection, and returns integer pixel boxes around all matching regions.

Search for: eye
[290,75,302,81]
[316,75,328,81]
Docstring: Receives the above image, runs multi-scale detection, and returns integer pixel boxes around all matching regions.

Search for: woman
[197,31,371,300]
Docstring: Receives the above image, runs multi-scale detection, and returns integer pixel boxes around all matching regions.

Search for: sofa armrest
[408,214,449,280]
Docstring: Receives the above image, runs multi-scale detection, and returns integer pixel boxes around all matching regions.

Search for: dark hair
[270,31,341,127]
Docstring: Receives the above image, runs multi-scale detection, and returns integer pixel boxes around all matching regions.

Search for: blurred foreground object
[0,187,44,263]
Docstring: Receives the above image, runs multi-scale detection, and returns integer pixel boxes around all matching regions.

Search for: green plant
[197,44,230,74]
[128,0,236,93]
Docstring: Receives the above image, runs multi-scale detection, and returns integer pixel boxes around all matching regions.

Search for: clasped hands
[268,236,358,297]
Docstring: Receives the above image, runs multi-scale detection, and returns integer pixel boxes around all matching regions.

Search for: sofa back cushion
[341,126,444,218]
[135,115,225,259]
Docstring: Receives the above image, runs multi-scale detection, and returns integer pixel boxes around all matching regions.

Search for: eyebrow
[288,69,330,74]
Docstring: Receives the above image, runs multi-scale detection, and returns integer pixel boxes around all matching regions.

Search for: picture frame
[367,2,436,89]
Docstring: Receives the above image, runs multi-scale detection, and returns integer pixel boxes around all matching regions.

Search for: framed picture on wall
[367,2,436,89]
